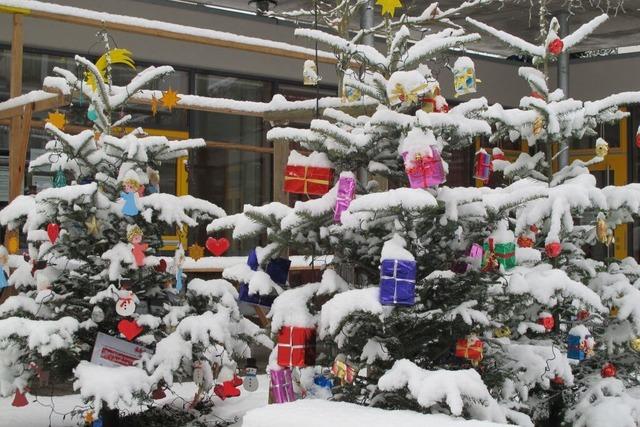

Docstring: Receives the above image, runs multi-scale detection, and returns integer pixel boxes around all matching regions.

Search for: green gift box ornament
[482,221,516,271]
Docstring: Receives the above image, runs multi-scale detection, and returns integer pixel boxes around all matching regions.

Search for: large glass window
[190,74,273,254]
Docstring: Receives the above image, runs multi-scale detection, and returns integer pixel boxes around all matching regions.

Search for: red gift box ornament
[474,149,492,183]
[284,150,333,196]
[455,335,483,366]
[277,326,316,367]
[538,312,554,331]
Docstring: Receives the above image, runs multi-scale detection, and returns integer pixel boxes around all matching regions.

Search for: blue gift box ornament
[379,259,416,306]
[247,248,259,271]
[238,283,276,307]
[239,248,291,307]
[567,333,586,361]
[266,258,292,286]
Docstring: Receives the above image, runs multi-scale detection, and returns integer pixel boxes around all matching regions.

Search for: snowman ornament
[243,358,259,392]
[116,291,136,317]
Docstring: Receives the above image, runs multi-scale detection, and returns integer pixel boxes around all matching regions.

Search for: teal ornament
[52,169,66,188]
[87,108,98,122]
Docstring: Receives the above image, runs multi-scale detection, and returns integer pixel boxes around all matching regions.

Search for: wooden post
[5,14,25,257]
[272,141,289,205]
[8,14,25,204]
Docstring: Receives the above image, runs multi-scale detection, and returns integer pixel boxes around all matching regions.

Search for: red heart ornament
[155,259,167,273]
[206,237,230,256]
[117,319,143,341]
[47,223,60,244]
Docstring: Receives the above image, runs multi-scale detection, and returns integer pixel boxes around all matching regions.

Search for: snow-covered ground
[1,375,508,426]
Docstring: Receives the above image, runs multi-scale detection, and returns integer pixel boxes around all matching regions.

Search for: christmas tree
[0,47,270,422]
[213,2,640,425]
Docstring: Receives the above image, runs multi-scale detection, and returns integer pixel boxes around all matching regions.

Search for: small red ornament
[206,237,230,256]
[577,309,590,321]
[12,389,29,407]
[538,313,554,331]
[117,319,143,341]
[551,375,564,385]
[601,362,617,378]
[155,259,167,273]
[517,235,534,248]
[548,38,564,55]
[152,385,167,399]
[636,126,640,148]
[545,241,561,258]
[47,223,60,244]
[531,91,544,100]
[530,224,539,234]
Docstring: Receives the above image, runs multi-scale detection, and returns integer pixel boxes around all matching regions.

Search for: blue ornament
[87,108,98,122]
[175,267,183,292]
[120,191,139,216]
[0,270,8,289]
[52,169,66,188]
[379,259,416,306]
[92,417,103,427]
[313,374,333,389]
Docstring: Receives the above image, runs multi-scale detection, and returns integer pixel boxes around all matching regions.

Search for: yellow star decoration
[188,243,205,261]
[376,0,402,17]
[151,95,159,116]
[85,216,101,238]
[161,88,180,112]
[46,111,67,130]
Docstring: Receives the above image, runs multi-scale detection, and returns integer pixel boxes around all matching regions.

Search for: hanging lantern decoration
[601,362,617,378]
[453,56,480,97]
[303,60,320,86]
[334,172,357,223]
[474,149,492,183]
[52,169,67,188]
[545,241,562,258]
[537,312,555,331]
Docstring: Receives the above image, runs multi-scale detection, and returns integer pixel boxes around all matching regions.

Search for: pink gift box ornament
[402,147,446,189]
[270,368,296,404]
[334,172,356,223]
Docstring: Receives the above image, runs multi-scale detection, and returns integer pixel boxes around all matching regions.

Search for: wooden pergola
[0,0,376,254]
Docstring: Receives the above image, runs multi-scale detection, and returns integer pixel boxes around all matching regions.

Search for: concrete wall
[0,0,638,106]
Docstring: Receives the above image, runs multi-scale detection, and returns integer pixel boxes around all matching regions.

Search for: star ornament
[161,88,181,112]
[46,111,67,130]
[376,0,402,17]
[188,243,205,261]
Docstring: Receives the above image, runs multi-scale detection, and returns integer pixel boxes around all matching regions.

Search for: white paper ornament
[115,292,136,317]
[303,60,320,86]
[193,361,205,386]
[91,306,105,323]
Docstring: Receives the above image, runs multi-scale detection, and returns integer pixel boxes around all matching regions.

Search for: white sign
[90,332,151,367]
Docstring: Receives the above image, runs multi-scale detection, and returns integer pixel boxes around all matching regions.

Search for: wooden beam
[4,0,337,65]
[8,13,24,205]
[205,140,273,154]
[0,92,70,120]
[9,14,22,98]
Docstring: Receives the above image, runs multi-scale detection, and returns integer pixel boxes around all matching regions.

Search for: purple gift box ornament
[466,243,484,271]
[270,368,296,404]
[379,259,416,306]
[402,147,446,189]
[334,172,357,223]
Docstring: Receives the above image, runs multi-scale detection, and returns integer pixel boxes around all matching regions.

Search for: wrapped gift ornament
[482,237,516,272]
[265,257,292,286]
[284,150,333,196]
[453,56,480,97]
[239,283,276,307]
[567,325,594,363]
[277,326,316,367]
[270,368,296,404]
[474,149,492,183]
[331,355,356,384]
[402,148,446,189]
[387,70,430,107]
[334,172,357,223]
[380,259,416,306]
[420,84,449,113]
[455,335,483,365]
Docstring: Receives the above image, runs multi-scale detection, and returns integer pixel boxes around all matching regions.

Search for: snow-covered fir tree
[0,50,270,421]
[212,2,640,426]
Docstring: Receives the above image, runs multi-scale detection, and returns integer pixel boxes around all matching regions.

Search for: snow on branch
[562,14,608,50]
[0,317,79,355]
[466,18,544,57]
[378,359,509,423]
[295,28,387,68]
[404,33,481,70]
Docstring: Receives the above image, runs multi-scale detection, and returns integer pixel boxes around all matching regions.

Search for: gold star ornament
[188,243,205,261]
[161,88,180,112]
[376,0,402,17]
[47,111,67,130]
